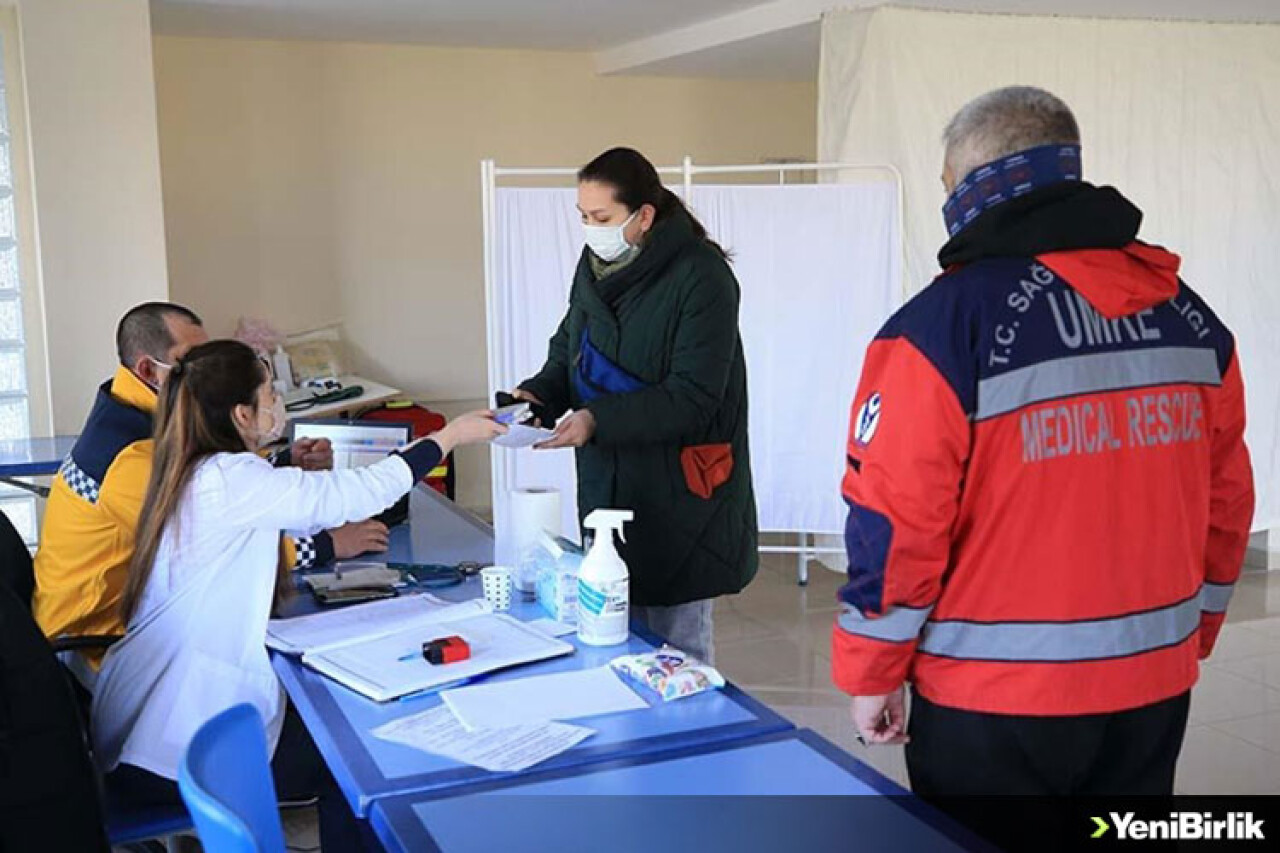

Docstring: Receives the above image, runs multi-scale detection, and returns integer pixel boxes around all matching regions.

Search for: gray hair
[943,86,1081,183]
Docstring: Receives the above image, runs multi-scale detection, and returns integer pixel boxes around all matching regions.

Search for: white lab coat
[91,450,413,780]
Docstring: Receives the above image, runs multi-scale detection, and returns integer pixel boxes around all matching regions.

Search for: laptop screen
[287,419,413,470]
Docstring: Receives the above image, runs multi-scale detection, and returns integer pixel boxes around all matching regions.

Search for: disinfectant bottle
[577,509,634,646]
[272,345,295,392]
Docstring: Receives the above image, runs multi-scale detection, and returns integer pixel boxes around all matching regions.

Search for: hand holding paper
[534,410,596,450]
[493,423,556,449]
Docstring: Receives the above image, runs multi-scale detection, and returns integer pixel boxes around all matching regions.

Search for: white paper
[524,617,576,638]
[266,594,487,655]
[372,706,593,772]
[493,424,555,449]
[303,612,575,702]
[442,665,648,731]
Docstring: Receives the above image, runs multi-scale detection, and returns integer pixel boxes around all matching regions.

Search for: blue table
[272,486,792,818]
[0,435,76,497]
[367,729,991,853]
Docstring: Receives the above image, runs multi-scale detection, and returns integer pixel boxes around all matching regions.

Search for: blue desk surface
[0,435,76,477]
[273,487,791,818]
[367,729,990,853]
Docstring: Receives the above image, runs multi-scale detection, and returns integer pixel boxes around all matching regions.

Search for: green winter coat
[519,211,759,607]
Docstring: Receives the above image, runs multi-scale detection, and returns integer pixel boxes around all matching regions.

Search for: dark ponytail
[578,147,727,260]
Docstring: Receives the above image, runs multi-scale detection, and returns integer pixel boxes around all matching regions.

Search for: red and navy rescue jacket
[832,182,1255,716]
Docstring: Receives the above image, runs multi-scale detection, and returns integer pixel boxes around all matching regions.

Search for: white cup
[480,566,513,612]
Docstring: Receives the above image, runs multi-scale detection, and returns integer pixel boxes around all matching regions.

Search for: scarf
[943,144,1083,238]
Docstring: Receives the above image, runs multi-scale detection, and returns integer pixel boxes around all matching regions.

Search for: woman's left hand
[536,410,596,449]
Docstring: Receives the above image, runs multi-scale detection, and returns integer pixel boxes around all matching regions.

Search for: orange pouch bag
[680,443,734,500]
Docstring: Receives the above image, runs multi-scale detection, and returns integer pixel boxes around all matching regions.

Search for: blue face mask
[942,144,1082,237]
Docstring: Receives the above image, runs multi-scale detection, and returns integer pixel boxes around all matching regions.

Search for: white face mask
[258,393,287,447]
[143,357,172,393]
[583,211,637,263]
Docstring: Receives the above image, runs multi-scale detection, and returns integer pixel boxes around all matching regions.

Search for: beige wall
[154,37,816,507]
[16,0,169,433]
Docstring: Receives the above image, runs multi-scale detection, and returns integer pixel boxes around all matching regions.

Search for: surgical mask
[583,211,637,262]
[259,394,287,447]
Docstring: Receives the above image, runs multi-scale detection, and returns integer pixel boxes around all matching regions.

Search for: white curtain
[490,188,581,556]
[488,181,901,549]
[690,184,899,532]
[819,7,1280,531]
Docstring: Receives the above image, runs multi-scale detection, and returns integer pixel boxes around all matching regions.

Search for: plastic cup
[480,566,513,612]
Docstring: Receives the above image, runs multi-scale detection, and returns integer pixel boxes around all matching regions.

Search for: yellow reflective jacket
[33,367,313,664]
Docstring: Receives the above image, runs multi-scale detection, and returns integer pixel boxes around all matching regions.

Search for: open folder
[267,593,575,702]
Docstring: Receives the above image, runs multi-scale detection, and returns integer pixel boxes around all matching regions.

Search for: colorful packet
[610,645,725,702]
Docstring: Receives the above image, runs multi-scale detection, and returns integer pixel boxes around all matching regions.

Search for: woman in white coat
[91,340,504,847]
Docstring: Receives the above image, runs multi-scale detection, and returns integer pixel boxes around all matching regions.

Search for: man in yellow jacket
[33,302,388,667]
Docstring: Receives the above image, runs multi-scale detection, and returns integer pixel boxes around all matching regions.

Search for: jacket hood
[936,180,1180,318]
[1038,242,1181,319]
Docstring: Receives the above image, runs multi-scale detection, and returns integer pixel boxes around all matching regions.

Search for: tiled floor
[717,555,1280,795]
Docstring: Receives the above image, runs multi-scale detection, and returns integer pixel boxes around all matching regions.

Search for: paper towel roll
[501,488,562,591]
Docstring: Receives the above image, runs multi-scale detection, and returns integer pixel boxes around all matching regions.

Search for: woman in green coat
[512,147,758,663]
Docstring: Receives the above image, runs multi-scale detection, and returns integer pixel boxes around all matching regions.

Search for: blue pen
[396,676,475,703]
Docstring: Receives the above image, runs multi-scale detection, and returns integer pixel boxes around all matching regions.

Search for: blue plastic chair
[178,704,286,853]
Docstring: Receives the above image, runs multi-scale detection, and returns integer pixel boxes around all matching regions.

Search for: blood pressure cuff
[573,333,649,404]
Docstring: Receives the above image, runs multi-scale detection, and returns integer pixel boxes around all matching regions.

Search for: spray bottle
[576,509,633,646]
[271,345,295,392]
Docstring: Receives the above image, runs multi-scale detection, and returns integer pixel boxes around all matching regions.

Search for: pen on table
[396,677,475,703]
[394,669,496,703]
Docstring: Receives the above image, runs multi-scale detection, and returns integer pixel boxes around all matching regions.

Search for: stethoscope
[388,561,484,590]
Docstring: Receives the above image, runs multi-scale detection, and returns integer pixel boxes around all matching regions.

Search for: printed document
[303,611,575,702]
[266,593,487,655]
[372,706,593,772]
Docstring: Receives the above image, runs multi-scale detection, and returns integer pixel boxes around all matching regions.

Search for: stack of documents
[373,707,594,773]
[278,595,653,772]
[372,664,651,773]
[267,593,482,654]
[267,593,574,702]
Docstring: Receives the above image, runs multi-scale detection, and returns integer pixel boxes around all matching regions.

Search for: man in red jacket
[832,86,1254,807]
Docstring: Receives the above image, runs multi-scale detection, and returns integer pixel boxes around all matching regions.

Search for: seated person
[91,340,503,848]
[33,302,385,668]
